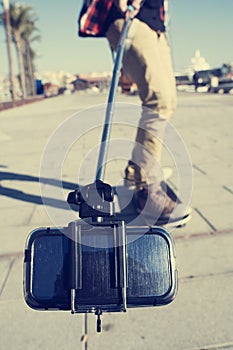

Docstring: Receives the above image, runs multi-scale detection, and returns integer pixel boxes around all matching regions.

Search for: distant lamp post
[3,0,16,102]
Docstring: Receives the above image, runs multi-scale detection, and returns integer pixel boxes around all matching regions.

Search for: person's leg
[125,22,176,185]
[107,19,176,185]
[106,19,177,220]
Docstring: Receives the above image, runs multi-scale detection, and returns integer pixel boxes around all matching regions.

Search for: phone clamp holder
[67,179,115,221]
[67,181,127,332]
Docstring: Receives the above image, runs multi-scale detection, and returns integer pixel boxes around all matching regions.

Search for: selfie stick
[68,6,135,332]
[95,6,134,181]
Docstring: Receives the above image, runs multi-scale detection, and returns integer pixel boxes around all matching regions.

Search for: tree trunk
[23,47,31,96]
[4,8,17,101]
[26,42,36,96]
[14,32,27,99]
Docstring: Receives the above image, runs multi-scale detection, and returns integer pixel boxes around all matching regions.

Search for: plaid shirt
[79,0,113,37]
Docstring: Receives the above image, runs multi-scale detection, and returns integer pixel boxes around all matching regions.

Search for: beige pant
[106,18,177,185]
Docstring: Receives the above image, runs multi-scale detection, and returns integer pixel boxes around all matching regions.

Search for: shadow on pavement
[0,171,78,210]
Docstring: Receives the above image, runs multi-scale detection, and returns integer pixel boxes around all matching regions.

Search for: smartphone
[24,222,177,312]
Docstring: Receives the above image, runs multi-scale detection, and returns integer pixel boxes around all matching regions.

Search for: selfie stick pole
[95,6,134,181]
[68,7,135,332]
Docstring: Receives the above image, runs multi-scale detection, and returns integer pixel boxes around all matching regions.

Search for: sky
[0,0,233,76]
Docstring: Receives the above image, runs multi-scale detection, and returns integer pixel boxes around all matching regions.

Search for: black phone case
[24,224,177,312]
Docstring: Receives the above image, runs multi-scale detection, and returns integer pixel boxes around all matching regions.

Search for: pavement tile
[196,203,233,231]
[176,232,233,279]
[190,185,233,207]
[199,162,233,183]
[0,205,35,227]
[87,274,233,350]
[0,131,11,141]
[0,158,40,174]
[0,258,14,295]
[0,225,35,254]
[0,195,25,208]
[223,184,233,195]
[0,257,23,301]
[170,209,212,236]
[29,205,56,226]
[0,300,84,350]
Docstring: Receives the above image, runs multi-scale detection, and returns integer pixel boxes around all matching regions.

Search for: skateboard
[114,179,191,229]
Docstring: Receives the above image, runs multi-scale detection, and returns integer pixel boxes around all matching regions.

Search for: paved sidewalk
[0,91,233,349]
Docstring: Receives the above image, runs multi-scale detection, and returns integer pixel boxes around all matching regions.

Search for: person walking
[78,0,180,223]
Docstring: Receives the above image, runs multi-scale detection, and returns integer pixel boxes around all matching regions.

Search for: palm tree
[21,20,40,96]
[9,3,31,98]
[0,0,17,101]
[9,3,38,98]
